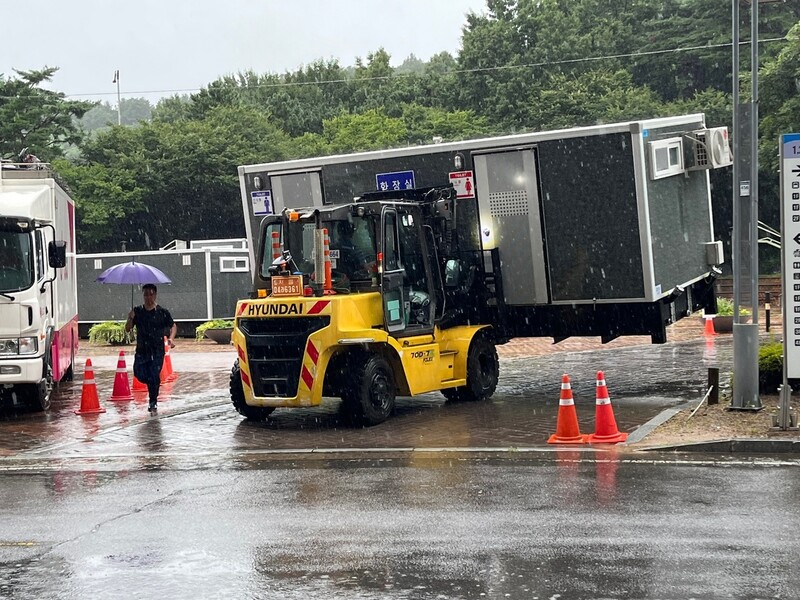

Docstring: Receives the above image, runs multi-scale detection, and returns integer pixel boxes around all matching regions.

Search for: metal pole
[732,0,739,316]
[116,70,122,126]
[750,0,760,329]
[731,0,762,410]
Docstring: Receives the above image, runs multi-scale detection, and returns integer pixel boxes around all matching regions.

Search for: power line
[0,36,788,100]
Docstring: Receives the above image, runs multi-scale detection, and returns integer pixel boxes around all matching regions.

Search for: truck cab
[0,164,77,412]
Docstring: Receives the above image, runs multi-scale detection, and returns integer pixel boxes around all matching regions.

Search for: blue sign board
[376,170,415,192]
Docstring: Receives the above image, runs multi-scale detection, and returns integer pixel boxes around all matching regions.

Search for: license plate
[270,275,303,297]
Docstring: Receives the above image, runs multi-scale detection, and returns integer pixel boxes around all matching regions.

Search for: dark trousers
[134,352,164,404]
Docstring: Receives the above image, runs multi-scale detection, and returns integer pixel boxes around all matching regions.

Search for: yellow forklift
[231,187,501,425]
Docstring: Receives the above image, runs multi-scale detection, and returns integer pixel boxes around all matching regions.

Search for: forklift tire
[343,354,395,426]
[442,333,499,403]
[230,360,274,421]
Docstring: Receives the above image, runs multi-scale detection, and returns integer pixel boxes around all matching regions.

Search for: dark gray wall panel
[648,170,712,291]
[538,134,643,301]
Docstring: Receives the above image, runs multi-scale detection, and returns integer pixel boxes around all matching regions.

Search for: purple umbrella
[96,260,171,307]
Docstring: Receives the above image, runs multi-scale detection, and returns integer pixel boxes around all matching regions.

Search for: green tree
[759,22,800,174]
[322,109,407,154]
[395,54,426,75]
[183,60,351,137]
[80,102,118,132]
[457,0,660,128]
[119,97,153,125]
[401,104,491,144]
[526,69,666,129]
[0,67,94,160]
[152,95,194,123]
[65,105,291,252]
[633,0,796,102]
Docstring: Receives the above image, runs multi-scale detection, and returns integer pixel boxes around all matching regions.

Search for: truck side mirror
[48,240,67,268]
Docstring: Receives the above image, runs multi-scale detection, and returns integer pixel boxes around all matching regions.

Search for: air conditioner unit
[688,127,732,170]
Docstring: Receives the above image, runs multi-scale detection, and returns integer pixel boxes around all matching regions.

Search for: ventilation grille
[489,190,529,217]
[694,132,709,167]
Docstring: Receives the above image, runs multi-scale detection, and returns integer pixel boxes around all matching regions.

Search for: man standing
[125,284,176,413]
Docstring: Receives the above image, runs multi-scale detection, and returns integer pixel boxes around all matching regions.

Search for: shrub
[88,321,135,345]
[711,297,751,317]
[195,319,234,341]
[759,340,786,393]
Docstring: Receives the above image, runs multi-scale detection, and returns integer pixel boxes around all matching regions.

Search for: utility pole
[730,0,763,410]
[112,70,121,126]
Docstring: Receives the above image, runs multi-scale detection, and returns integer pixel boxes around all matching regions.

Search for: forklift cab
[255,202,438,337]
[379,203,437,337]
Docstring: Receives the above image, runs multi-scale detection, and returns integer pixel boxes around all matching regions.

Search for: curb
[628,404,800,454]
[639,438,800,454]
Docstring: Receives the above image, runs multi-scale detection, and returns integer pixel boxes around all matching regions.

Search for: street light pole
[113,70,121,126]
[731,0,775,410]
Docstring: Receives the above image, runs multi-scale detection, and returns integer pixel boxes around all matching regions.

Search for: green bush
[88,321,135,345]
[712,297,751,317]
[195,319,234,341]
[759,341,784,393]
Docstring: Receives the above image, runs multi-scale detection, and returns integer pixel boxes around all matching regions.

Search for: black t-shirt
[133,305,174,355]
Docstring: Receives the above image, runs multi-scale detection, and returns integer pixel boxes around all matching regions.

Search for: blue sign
[376,170,415,192]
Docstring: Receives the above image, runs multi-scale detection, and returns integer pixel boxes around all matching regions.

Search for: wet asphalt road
[0,335,733,469]
[2,455,800,599]
[6,333,799,599]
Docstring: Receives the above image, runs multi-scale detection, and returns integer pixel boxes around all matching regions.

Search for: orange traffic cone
[547,374,587,444]
[703,315,716,336]
[160,336,176,383]
[109,351,134,401]
[74,358,106,415]
[132,375,148,392]
[586,371,627,444]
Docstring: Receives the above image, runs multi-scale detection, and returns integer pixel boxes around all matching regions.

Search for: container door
[473,149,548,306]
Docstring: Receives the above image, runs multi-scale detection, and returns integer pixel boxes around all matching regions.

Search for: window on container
[220,257,249,272]
[649,137,684,180]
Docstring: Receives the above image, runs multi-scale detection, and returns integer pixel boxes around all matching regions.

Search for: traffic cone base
[75,358,106,415]
[547,374,587,445]
[587,430,628,444]
[109,351,134,401]
[548,432,588,444]
[587,371,627,444]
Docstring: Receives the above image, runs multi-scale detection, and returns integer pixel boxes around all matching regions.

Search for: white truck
[0,162,78,411]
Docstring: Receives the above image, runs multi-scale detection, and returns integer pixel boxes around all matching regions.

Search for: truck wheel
[343,354,395,426]
[230,360,274,421]
[441,333,498,403]
[27,362,54,412]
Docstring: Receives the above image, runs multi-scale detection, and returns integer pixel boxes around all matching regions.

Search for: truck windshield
[283,216,377,285]
[0,231,34,292]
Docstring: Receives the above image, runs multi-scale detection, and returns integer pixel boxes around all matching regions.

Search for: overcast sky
[1,0,486,104]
